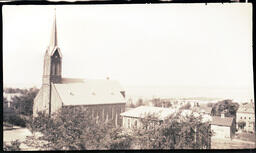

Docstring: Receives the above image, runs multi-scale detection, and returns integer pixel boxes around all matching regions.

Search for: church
[33,10,126,126]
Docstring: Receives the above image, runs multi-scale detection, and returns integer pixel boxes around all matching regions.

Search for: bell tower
[43,8,62,85]
[41,8,62,116]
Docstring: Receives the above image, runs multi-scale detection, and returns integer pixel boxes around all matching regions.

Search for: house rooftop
[210,116,234,127]
[120,106,176,120]
[237,103,255,114]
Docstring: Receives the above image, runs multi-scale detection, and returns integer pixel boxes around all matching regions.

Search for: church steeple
[43,8,62,84]
[49,8,58,53]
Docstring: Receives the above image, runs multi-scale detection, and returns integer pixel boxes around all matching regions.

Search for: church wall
[42,84,51,115]
[33,87,43,117]
[63,103,125,126]
[50,84,63,115]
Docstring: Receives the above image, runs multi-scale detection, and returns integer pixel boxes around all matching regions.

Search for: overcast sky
[3,4,253,100]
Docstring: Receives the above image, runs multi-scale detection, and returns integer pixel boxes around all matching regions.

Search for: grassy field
[235,132,255,142]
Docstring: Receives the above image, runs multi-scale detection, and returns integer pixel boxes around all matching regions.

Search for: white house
[210,113,235,140]
[236,101,255,133]
[120,106,176,129]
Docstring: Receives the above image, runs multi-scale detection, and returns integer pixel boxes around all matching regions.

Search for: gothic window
[51,64,55,75]
[134,120,137,128]
[55,63,58,75]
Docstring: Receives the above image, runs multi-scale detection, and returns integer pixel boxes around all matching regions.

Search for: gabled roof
[237,103,255,114]
[210,116,234,127]
[61,78,85,84]
[120,106,176,120]
[53,79,125,106]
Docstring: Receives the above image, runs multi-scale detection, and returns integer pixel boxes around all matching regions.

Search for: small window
[249,117,251,120]
[134,120,137,128]
[128,119,130,128]
[241,117,242,119]
[244,117,246,119]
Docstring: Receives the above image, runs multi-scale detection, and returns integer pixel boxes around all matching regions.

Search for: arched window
[51,64,55,75]
[128,119,130,128]
[134,120,137,128]
[55,63,59,75]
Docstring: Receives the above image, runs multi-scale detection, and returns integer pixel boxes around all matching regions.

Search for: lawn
[211,138,255,149]
[235,132,255,142]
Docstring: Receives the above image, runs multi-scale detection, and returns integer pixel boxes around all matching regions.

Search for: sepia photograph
[2,3,255,150]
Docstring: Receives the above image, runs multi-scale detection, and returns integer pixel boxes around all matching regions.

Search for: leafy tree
[211,99,239,118]
[132,111,211,149]
[26,106,122,150]
[179,103,191,110]
[207,103,214,107]
[12,88,39,116]
[152,98,161,107]
[101,127,132,149]
[136,98,144,107]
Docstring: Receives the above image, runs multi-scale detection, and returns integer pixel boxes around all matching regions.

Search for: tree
[136,98,144,107]
[12,88,39,116]
[132,111,211,149]
[207,103,214,107]
[101,127,132,149]
[26,106,121,150]
[152,98,161,107]
[179,103,191,110]
[211,99,239,118]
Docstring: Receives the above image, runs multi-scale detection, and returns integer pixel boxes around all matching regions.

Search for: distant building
[3,92,21,108]
[3,92,21,120]
[193,106,212,116]
[33,10,126,126]
[120,106,176,129]
[236,101,255,133]
[210,113,235,139]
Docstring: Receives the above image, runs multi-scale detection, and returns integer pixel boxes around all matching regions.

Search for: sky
[3,3,254,101]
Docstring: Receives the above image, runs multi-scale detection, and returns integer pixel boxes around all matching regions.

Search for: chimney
[221,113,225,118]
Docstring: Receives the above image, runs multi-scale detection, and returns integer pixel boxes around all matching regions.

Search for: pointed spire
[49,8,58,52]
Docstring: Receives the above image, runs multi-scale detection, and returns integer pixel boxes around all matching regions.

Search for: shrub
[133,111,211,149]
[26,107,119,150]
[3,140,21,151]
[5,114,26,127]
[101,127,132,149]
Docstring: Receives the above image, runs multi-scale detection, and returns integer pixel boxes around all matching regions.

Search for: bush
[26,107,119,150]
[5,114,26,127]
[132,111,211,149]
[3,140,21,151]
[101,127,132,149]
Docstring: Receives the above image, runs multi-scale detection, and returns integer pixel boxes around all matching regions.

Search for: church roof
[53,79,126,105]
[61,78,85,84]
